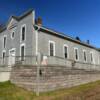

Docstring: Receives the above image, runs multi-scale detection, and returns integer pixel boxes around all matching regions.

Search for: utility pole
[36,52,41,96]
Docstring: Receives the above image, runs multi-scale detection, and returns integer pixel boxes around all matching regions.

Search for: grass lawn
[1,80,100,100]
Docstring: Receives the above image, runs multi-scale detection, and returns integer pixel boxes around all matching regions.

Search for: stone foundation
[10,65,100,92]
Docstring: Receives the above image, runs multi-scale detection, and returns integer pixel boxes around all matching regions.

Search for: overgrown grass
[1,80,100,100]
[0,81,35,100]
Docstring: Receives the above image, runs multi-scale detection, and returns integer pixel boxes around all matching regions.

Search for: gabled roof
[12,9,33,21]
[34,24,99,51]
[0,9,34,33]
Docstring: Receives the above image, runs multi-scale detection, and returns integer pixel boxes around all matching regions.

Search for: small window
[21,25,26,41]
[74,48,79,61]
[3,36,7,48]
[49,41,55,56]
[83,50,87,62]
[64,45,68,58]
[20,44,25,61]
[11,32,15,39]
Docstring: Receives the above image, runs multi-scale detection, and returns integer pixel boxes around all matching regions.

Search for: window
[83,50,87,62]
[2,51,6,64]
[3,36,7,48]
[74,48,79,61]
[49,41,55,56]
[21,25,26,41]
[64,45,68,58]
[11,32,15,39]
[90,52,93,63]
[20,44,25,61]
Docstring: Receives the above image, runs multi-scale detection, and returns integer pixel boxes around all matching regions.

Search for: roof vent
[76,36,81,41]
[87,40,90,44]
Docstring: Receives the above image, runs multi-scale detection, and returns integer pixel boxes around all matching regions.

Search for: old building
[0,9,99,70]
[0,9,100,92]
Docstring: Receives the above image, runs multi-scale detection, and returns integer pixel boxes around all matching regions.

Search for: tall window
[21,25,26,41]
[3,36,7,48]
[74,48,79,61]
[90,52,93,63]
[49,41,55,56]
[20,44,25,61]
[2,51,6,64]
[83,50,87,62]
[64,45,68,58]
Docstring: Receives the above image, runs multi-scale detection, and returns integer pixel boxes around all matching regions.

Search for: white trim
[63,44,69,59]
[35,30,38,55]
[11,28,16,39]
[83,50,87,62]
[9,48,16,56]
[48,40,55,56]
[74,47,79,61]
[20,24,26,42]
[20,43,26,60]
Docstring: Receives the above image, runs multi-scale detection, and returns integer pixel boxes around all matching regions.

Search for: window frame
[83,50,87,62]
[20,24,26,42]
[74,47,79,61]
[90,51,94,64]
[2,50,6,64]
[11,31,15,39]
[3,35,7,49]
[63,44,69,59]
[48,40,55,56]
[20,43,25,61]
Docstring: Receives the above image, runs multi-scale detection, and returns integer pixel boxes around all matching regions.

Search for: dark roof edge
[13,9,34,21]
[34,24,99,51]
[0,9,34,33]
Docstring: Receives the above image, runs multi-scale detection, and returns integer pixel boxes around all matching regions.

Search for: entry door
[8,49,15,66]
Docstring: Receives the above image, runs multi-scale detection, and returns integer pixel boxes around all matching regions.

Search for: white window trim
[20,24,26,42]
[63,44,69,59]
[83,50,87,62]
[20,43,26,60]
[48,40,55,56]
[90,51,95,64]
[3,35,7,49]
[11,28,16,39]
[74,47,79,61]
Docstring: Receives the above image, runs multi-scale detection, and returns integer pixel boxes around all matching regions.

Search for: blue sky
[0,0,100,47]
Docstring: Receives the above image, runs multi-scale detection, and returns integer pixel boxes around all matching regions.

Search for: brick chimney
[36,17,42,26]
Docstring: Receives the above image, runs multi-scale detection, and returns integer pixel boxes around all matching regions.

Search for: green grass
[1,80,100,100]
